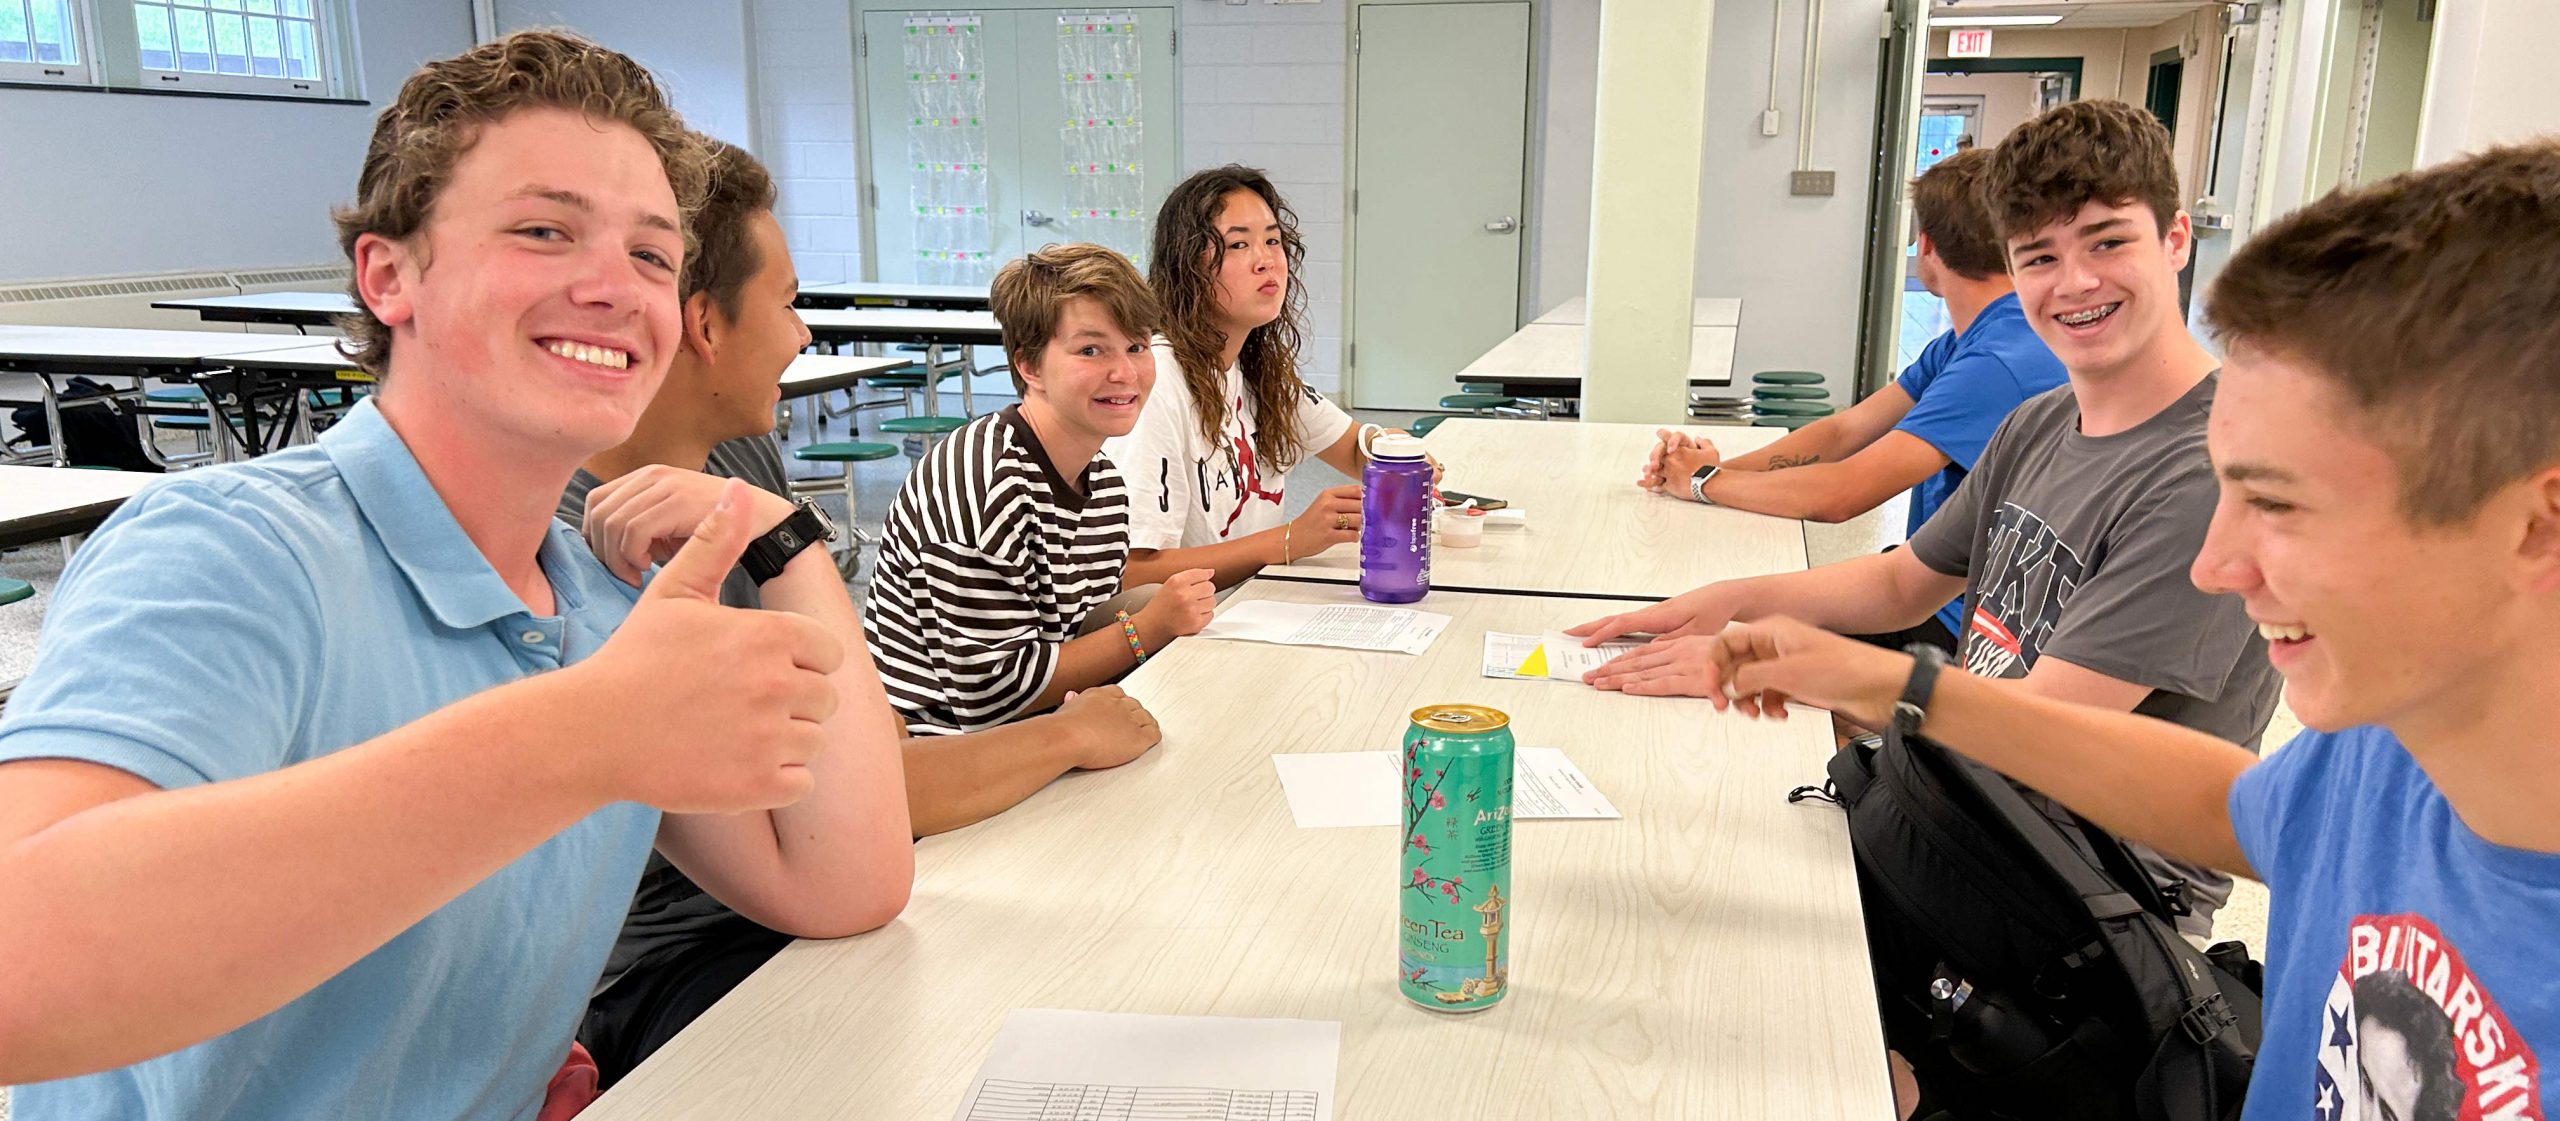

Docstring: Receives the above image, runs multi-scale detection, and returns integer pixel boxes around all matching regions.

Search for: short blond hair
[330,30,708,376]
[989,244,1161,394]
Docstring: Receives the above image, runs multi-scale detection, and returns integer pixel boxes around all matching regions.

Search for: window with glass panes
[133,0,322,81]
[0,0,83,69]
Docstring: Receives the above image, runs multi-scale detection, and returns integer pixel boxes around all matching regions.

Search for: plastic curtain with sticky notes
[905,14,994,284]
[1057,12,1147,264]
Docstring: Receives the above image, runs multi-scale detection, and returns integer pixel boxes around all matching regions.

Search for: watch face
[801,500,838,540]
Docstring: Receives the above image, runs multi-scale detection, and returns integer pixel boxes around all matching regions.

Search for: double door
[861,7,1178,285]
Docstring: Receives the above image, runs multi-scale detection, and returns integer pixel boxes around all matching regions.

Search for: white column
[2415,0,2560,165]
[1579,0,1714,424]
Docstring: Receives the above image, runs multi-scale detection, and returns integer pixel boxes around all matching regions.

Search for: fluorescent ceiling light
[1934,14,2067,26]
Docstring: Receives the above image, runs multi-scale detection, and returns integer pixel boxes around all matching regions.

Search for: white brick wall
[1178,2,1350,394]
[750,0,861,284]
[742,0,1354,394]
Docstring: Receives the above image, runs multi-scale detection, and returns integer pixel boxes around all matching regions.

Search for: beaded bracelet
[1117,610,1149,664]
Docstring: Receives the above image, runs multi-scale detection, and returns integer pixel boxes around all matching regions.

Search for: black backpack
[1797,724,2262,1120]
[6,377,163,473]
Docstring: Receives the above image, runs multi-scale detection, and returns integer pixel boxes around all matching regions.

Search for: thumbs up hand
[570,479,847,814]
[582,464,798,588]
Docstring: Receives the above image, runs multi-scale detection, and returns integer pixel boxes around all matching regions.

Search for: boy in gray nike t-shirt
[1908,374,2279,930]
[1571,100,2278,938]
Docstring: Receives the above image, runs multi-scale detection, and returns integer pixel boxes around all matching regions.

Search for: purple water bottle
[1360,431,1434,603]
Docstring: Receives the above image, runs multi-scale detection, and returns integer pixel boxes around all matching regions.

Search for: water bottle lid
[1370,432,1428,460]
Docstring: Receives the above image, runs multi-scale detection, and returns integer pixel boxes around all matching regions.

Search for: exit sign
[1948,27,1995,57]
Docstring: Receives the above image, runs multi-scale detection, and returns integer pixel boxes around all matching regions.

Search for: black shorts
[578,918,792,1089]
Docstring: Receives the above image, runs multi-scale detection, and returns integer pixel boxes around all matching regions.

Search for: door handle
[1025,210,1055,228]
[1483,217,1519,234]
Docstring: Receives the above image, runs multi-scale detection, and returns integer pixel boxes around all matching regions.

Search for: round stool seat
[795,441,901,463]
[1751,370,1825,386]
[153,415,215,430]
[1438,393,1516,410]
[0,577,33,607]
[146,386,206,403]
[1458,382,1504,394]
[1750,399,1834,418]
[1751,384,1830,401]
[1410,415,1447,437]
[863,371,928,388]
[877,415,969,436]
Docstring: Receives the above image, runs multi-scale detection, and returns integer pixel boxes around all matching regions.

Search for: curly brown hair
[1980,99,2180,244]
[991,243,1161,395]
[1910,149,2006,280]
[686,138,780,322]
[2208,140,2560,525]
[330,29,709,376]
[1148,165,1314,472]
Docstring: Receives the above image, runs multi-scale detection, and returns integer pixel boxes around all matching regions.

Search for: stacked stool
[790,440,902,580]
[1747,371,1834,429]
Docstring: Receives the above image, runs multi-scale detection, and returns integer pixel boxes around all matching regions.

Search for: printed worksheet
[1195,600,1451,655]
[1271,747,1619,828]
[953,1009,1338,1121]
[1480,631,1643,683]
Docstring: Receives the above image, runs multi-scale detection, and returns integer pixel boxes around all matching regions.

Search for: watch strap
[1688,463,1722,504]
[1892,643,1948,739]
[741,501,832,586]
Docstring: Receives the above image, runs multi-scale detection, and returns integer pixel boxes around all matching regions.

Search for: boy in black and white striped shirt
[864,244,1217,735]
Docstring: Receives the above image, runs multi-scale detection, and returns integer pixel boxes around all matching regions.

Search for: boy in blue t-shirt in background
[1641,147,2065,650]
[1682,141,2560,1119]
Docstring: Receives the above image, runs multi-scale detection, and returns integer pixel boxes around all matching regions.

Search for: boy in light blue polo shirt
[1641,148,2064,651]
[0,31,913,1119]
[2,405,660,1119]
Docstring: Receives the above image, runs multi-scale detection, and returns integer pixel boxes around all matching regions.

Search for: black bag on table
[1802,718,2262,1121]
[6,377,163,473]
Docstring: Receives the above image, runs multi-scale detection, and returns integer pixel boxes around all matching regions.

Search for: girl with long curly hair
[1108,165,1388,588]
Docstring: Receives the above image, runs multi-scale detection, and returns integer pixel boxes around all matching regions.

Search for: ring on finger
[1334,514,1352,531]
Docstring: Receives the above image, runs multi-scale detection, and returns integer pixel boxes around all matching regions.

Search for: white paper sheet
[1540,630,1643,682]
[1479,631,1547,679]
[1479,631,1643,684]
[1270,751,1401,828]
[1271,748,1619,828]
[1195,600,1451,655]
[953,1008,1339,1121]
[1512,747,1623,819]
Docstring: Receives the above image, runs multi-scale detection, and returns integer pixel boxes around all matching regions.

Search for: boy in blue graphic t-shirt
[1641,147,2065,651]
[1671,142,2560,1119]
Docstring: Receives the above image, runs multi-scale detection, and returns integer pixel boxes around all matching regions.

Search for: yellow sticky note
[1515,644,1549,679]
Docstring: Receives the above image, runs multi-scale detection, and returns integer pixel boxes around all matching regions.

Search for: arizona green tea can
[1398,704,1515,1012]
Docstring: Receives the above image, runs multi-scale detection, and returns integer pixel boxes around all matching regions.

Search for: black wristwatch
[1892,643,1948,738]
[1687,463,1722,504]
[740,498,837,586]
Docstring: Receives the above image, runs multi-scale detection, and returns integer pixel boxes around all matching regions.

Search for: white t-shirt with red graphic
[1106,339,1354,551]
[2230,724,2553,1120]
